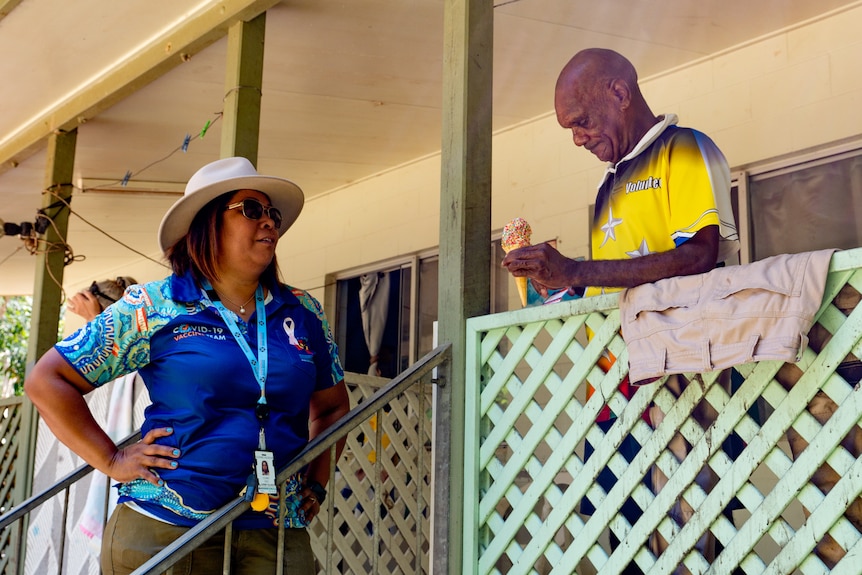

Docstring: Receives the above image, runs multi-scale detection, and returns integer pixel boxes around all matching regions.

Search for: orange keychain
[251,492,270,511]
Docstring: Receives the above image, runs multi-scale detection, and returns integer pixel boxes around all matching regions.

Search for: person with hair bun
[65,275,150,555]
[66,276,138,322]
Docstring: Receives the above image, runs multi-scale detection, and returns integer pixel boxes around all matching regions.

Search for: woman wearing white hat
[26,157,350,574]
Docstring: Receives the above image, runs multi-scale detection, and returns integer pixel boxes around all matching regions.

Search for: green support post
[221,12,266,165]
[435,1,493,574]
[18,128,77,574]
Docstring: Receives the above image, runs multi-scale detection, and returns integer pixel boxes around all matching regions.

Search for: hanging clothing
[359,272,390,376]
[619,249,836,384]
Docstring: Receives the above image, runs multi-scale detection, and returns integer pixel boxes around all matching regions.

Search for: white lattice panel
[311,377,433,575]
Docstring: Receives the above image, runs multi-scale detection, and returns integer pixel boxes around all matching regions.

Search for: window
[333,241,523,377]
[736,145,862,262]
[334,265,413,378]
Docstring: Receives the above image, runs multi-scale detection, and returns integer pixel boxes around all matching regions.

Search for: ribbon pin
[282,317,299,346]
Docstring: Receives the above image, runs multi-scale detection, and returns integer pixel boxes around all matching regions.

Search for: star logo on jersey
[599,207,623,248]
[626,238,652,258]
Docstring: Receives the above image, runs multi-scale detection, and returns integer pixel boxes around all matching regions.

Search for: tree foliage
[0,297,67,396]
[0,296,67,396]
[0,296,32,396]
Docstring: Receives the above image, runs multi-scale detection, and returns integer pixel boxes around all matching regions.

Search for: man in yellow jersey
[503,48,739,574]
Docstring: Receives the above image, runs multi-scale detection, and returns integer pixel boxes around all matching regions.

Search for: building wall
[278,6,862,300]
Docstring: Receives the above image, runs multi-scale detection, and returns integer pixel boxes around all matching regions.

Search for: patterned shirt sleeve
[55,283,155,387]
[290,287,345,388]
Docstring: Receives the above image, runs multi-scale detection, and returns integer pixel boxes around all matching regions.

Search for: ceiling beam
[0,0,282,176]
[0,0,23,19]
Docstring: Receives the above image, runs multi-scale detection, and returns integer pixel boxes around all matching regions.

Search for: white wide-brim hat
[158,156,304,252]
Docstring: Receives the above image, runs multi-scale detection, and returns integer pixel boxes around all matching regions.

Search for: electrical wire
[43,186,169,270]
[296,279,337,293]
[0,245,23,268]
[2,97,237,293]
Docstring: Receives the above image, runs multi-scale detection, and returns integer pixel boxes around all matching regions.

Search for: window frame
[733,138,862,264]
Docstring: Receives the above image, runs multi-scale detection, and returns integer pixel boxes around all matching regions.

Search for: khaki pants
[101,503,316,575]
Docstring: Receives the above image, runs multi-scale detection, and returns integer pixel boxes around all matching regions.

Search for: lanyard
[202,280,268,416]
[203,280,276,505]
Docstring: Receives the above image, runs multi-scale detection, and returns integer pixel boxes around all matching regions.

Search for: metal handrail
[0,343,449,574]
[132,342,451,575]
[0,430,141,531]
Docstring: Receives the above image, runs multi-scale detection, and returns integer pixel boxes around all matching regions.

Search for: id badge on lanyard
[202,281,276,507]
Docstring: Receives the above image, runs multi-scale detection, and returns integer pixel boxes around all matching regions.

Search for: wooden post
[220,12,266,165]
[434,0,493,573]
[19,128,77,573]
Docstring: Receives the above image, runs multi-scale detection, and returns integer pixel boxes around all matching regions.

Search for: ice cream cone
[502,217,532,307]
[514,276,529,307]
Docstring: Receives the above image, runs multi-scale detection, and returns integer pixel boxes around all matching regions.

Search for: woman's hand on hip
[107,426,180,486]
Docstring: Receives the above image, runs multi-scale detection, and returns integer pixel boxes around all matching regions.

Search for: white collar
[599,114,679,183]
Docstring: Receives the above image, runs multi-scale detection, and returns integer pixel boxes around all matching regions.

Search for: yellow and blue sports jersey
[54,273,344,529]
[586,114,739,297]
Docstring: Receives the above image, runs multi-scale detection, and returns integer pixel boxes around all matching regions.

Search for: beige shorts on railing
[620,249,835,385]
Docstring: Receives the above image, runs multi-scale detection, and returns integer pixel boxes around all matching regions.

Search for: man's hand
[502,242,577,296]
[502,226,721,293]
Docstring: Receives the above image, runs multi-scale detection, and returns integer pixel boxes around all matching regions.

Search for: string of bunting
[84,111,223,193]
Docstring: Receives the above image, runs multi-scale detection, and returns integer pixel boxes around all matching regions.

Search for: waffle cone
[515,276,528,307]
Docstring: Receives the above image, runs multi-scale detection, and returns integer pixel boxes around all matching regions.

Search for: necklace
[215,288,257,314]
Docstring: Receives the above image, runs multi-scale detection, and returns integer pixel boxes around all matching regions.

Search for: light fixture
[0,218,26,238]
[0,215,50,239]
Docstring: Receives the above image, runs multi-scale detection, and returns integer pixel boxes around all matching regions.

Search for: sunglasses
[88,279,123,304]
[225,198,283,230]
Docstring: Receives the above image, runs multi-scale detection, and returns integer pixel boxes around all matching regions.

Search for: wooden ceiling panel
[2,0,861,294]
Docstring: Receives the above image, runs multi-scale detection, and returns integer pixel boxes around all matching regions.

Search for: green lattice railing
[0,395,25,575]
[464,248,862,575]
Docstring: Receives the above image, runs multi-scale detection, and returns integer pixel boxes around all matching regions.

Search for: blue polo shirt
[55,273,344,529]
